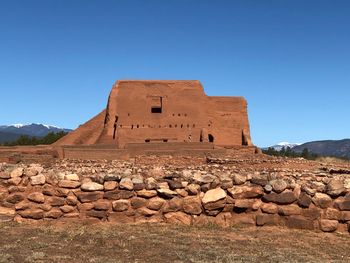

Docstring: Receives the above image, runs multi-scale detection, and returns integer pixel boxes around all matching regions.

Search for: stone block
[164,211,192,225]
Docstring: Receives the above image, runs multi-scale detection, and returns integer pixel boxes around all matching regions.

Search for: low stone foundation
[0,159,349,233]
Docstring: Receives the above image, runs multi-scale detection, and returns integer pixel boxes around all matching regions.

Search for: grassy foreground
[0,222,349,263]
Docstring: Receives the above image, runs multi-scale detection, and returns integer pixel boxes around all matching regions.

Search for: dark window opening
[137,125,139,128]
[113,124,117,139]
[151,96,163,113]
[181,124,183,128]
[187,124,189,128]
[242,131,248,146]
[193,124,195,128]
[169,124,172,128]
[145,139,150,143]
[151,107,162,113]
[175,124,177,128]
[131,125,134,129]
[163,139,168,142]
[178,114,181,116]
[208,134,214,143]
[113,115,118,139]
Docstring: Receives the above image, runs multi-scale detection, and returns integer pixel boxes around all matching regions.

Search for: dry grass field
[0,222,349,263]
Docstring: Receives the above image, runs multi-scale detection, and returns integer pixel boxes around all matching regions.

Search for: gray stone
[119,178,134,190]
[81,182,104,191]
[271,179,288,193]
[326,179,345,197]
[30,174,46,185]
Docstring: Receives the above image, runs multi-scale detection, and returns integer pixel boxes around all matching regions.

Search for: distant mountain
[0,123,72,144]
[292,139,350,159]
[265,142,302,151]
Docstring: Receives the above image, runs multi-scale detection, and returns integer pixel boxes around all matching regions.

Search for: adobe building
[54,80,253,157]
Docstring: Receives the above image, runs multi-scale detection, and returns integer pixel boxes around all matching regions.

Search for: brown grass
[0,222,349,262]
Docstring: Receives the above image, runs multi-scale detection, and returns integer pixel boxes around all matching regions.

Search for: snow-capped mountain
[267,142,302,151]
[0,123,72,143]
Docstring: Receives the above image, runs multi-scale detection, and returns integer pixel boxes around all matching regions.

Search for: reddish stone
[163,197,183,213]
[278,204,302,216]
[66,194,78,205]
[297,193,312,208]
[112,200,130,212]
[58,180,81,189]
[44,208,63,219]
[108,212,135,223]
[63,212,80,218]
[8,186,26,193]
[104,181,118,191]
[312,193,332,209]
[136,189,157,198]
[0,207,15,222]
[94,200,111,211]
[183,196,202,215]
[137,207,158,216]
[301,206,322,220]
[320,219,338,232]
[15,201,31,210]
[213,212,233,227]
[0,172,10,179]
[60,205,75,213]
[86,209,107,219]
[261,203,278,214]
[39,203,52,212]
[231,213,256,226]
[256,214,281,226]
[203,199,226,211]
[48,197,65,206]
[55,188,70,197]
[77,203,94,212]
[341,211,350,221]
[103,189,134,200]
[77,191,104,203]
[147,197,166,211]
[262,191,297,205]
[227,186,263,199]
[234,199,256,210]
[27,192,45,204]
[5,193,24,204]
[42,184,56,196]
[130,197,147,209]
[164,211,192,225]
[334,198,350,211]
[323,208,341,220]
[7,177,21,186]
[285,216,314,230]
[18,209,44,219]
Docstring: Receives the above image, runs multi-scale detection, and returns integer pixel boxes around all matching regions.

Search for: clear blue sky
[0,0,349,147]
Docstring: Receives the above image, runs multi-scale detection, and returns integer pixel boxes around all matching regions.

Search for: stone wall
[0,160,349,233]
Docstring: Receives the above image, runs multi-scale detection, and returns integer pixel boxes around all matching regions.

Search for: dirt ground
[0,222,349,263]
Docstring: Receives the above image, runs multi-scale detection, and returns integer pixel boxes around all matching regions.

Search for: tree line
[262,146,319,160]
[1,131,67,146]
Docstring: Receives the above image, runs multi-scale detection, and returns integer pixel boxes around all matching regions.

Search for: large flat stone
[262,191,297,205]
[202,188,226,204]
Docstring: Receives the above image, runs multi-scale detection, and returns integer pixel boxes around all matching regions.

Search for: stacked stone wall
[0,160,349,233]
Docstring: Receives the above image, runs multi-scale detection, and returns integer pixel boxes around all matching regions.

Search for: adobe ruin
[55,80,253,150]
